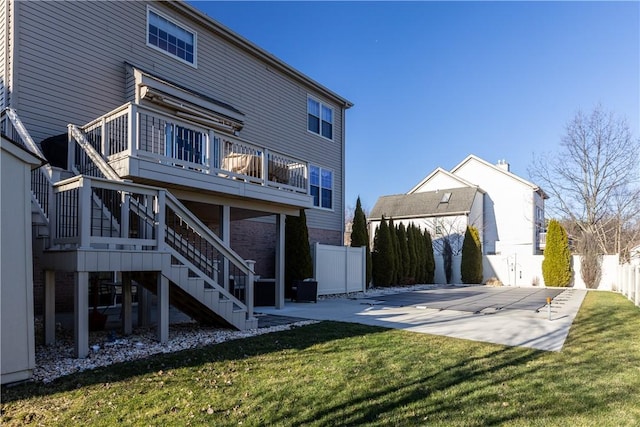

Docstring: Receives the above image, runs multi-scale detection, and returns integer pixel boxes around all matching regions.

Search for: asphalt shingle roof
[369,187,480,220]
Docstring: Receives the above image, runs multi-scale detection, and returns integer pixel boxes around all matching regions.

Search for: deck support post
[122,272,133,335]
[138,285,151,327]
[44,270,56,345]
[74,271,89,358]
[275,213,285,309]
[157,273,169,344]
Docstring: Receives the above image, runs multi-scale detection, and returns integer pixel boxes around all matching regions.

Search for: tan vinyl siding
[12,0,345,232]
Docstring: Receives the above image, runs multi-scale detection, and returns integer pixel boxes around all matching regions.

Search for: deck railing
[52,176,159,249]
[50,175,255,315]
[1,108,54,221]
[81,102,308,194]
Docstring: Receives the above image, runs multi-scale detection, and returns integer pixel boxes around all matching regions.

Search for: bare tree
[530,105,640,256]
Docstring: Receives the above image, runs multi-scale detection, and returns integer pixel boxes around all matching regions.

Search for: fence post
[360,246,366,291]
[634,266,640,307]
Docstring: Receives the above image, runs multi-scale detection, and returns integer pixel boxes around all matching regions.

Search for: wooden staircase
[4,108,258,331]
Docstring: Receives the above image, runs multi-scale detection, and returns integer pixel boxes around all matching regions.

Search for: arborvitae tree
[542,219,573,287]
[407,224,417,281]
[443,239,453,284]
[424,230,435,283]
[409,225,419,283]
[350,197,372,287]
[388,217,400,284]
[461,225,483,284]
[396,223,409,283]
[415,226,426,283]
[285,209,314,296]
[372,216,394,286]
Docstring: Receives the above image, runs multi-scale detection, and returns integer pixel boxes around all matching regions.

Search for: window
[307,97,333,140]
[440,192,452,203]
[147,8,196,66]
[310,165,333,209]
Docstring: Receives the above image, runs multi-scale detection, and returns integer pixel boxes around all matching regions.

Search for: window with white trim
[307,97,333,140]
[147,7,197,66]
[310,165,333,209]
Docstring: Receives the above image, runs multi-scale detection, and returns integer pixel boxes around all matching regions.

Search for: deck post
[275,213,285,309]
[74,271,89,358]
[138,285,151,326]
[122,272,132,335]
[157,273,169,344]
[44,270,56,345]
[128,104,137,157]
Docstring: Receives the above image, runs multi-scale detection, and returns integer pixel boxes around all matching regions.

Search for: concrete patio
[256,286,588,352]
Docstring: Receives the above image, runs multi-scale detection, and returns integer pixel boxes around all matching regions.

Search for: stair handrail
[2,107,54,221]
[3,107,47,159]
[164,192,253,276]
[68,124,123,182]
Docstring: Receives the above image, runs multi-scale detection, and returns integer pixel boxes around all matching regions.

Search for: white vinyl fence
[434,254,620,290]
[616,263,640,307]
[312,243,366,295]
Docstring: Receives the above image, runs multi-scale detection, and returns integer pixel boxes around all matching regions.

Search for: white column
[122,273,132,335]
[275,213,285,309]
[44,270,56,345]
[157,274,169,344]
[74,272,89,358]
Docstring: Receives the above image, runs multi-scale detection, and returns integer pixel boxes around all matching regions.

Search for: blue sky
[190,1,639,212]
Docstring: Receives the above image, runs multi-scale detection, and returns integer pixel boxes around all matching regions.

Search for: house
[0,0,351,378]
[369,155,547,258]
[369,186,485,255]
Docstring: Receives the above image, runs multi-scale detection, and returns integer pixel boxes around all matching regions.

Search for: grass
[2,291,639,426]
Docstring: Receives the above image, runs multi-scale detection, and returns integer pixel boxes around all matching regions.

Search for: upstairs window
[310,165,333,209]
[308,97,333,140]
[147,7,197,66]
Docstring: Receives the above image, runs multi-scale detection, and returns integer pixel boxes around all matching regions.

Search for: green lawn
[2,291,639,426]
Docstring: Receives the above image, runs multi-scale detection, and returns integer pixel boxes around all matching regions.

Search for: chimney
[496,159,510,172]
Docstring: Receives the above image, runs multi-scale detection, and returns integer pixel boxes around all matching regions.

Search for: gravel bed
[32,284,443,384]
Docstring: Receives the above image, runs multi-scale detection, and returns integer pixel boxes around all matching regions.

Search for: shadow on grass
[0,321,387,403]
[2,292,639,426]
[273,292,640,426]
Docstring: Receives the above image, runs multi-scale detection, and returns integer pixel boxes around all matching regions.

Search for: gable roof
[369,187,480,221]
[451,154,549,199]
[408,167,478,194]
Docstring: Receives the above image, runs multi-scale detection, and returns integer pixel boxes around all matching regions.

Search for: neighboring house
[1,0,351,373]
[369,187,485,255]
[369,155,547,257]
